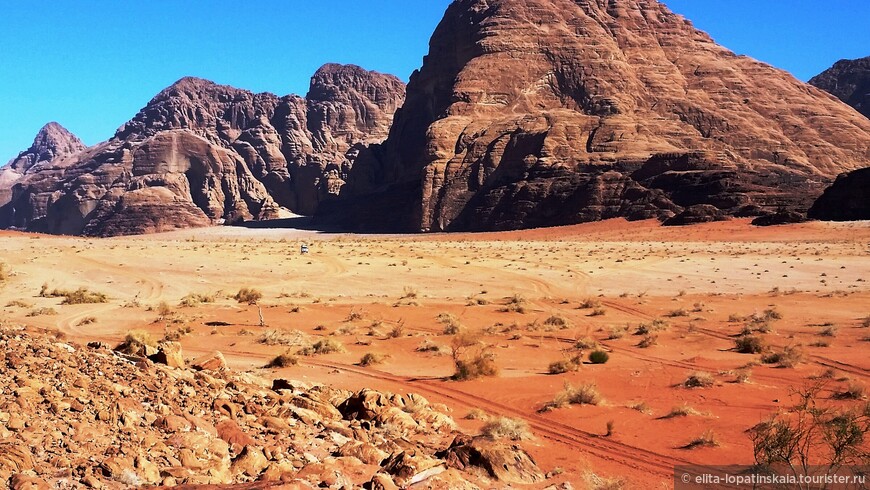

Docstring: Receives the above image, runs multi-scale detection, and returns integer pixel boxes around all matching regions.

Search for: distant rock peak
[5,122,85,173]
[810,55,870,119]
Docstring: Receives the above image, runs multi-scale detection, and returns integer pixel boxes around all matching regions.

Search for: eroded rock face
[808,167,870,221]
[0,123,86,207]
[0,64,405,236]
[325,0,870,231]
[810,56,870,119]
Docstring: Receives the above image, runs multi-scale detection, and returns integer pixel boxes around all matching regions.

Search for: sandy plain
[1,218,868,488]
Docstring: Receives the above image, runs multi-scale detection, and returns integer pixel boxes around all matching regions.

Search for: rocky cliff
[0,64,405,236]
[810,56,870,119]
[0,123,86,207]
[322,0,870,232]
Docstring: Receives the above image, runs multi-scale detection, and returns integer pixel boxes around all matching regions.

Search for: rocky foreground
[0,326,548,489]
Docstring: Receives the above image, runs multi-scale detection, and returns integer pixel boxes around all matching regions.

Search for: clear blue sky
[1,1,868,163]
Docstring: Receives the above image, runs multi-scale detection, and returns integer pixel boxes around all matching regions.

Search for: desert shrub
[666,308,689,318]
[735,369,752,384]
[346,310,364,322]
[27,307,57,317]
[416,339,448,354]
[481,417,532,441]
[179,292,216,307]
[820,325,839,337]
[548,356,582,374]
[77,316,97,326]
[589,307,607,317]
[750,383,870,475]
[762,308,782,321]
[258,329,308,346]
[628,401,652,414]
[0,262,8,282]
[761,345,804,368]
[499,294,527,314]
[6,300,32,308]
[544,315,570,329]
[665,404,701,418]
[465,408,489,420]
[266,350,298,368]
[387,324,405,339]
[606,326,627,340]
[575,337,600,350]
[835,382,866,400]
[735,335,767,354]
[862,316,870,328]
[545,382,602,410]
[44,287,108,305]
[359,352,385,367]
[579,298,602,309]
[451,332,498,380]
[638,334,658,348]
[234,287,262,305]
[684,371,715,388]
[309,338,346,355]
[683,430,720,449]
[589,350,609,364]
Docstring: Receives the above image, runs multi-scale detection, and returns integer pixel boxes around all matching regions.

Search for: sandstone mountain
[0,122,86,207]
[810,56,870,119]
[320,0,870,232]
[0,64,405,236]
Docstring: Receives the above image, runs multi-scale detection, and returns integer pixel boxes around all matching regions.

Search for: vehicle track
[302,358,694,477]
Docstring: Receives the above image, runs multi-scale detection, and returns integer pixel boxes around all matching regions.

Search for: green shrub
[589,350,610,364]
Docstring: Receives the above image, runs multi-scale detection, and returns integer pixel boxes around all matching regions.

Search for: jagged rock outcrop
[808,167,870,221]
[0,64,405,236]
[322,0,870,231]
[810,56,870,119]
[0,123,86,207]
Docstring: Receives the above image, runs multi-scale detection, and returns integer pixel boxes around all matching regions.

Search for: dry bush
[638,334,658,348]
[179,292,216,307]
[499,294,527,314]
[44,287,108,305]
[387,323,406,339]
[861,316,870,328]
[481,417,532,441]
[27,307,57,317]
[750,382,870,475]
[548,356,582,374]
[606,325,628,340]
[266,350,298,368]
[761,345,805,368]
[835,382,866,400]
[465,408,489,420]
[579,298,602,309]
[437,312,463,335]
[416,339,449,355]
[77,316,97,326]
[303,338,346,356]
[346,310,364,322]
[664,404,701,418]
[543,315,570,329]
[400,286,418,299]
[234,287,262,305]
[734,369,752,384]
[666,308,689,318]
[451,332,498,380]
[0,262,8,283]
[735,335,767,354]
[575,337,600,350]
[588,307,607,317]
[820,325,839,337]
[6,300,32,308]
[683,430,720,449]
[627,401,652,414]
[684,371,715,388]
[359,352,386,367]
[542,382,602,411]
[258,329,308,346]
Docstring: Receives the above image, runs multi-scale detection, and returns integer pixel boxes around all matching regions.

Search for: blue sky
[1,1,868,162]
